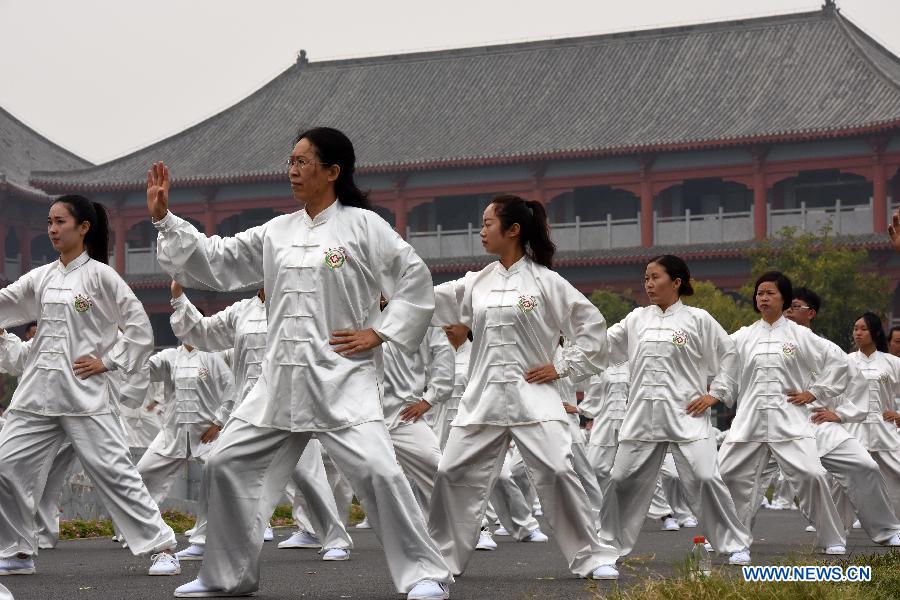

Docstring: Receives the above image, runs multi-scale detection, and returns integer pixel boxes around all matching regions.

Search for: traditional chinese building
[5,4,900,344]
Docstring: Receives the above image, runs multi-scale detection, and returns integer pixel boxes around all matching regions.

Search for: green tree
[589,288,635,327]
[683,280,757,334]
[742,226,891,350]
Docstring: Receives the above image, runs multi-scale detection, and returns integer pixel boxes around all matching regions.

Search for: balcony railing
[4,256,20,280]
[406,197,887,259]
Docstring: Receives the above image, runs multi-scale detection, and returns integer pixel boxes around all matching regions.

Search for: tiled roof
[31,6,900,192]
[0,106,91,195]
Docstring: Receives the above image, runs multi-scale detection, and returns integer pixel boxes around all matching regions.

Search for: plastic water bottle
[691,535,712,578]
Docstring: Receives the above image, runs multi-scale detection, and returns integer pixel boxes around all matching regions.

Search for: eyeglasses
[789,304,811,311]
[284,157,328,169]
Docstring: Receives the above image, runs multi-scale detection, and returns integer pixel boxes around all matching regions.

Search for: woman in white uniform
[429,194,619,580]
[169,286,353,561]
[148,127,452,600]
[0,195,178,577]
[718,272,850,555]
[843,313,900,520]
[600,254,751,564]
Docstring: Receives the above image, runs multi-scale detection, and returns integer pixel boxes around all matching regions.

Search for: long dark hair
[648,254,694,296]
[490,194,555,268]
[295,127,371,210]
[857,312,887,353]
[52,195,110,264]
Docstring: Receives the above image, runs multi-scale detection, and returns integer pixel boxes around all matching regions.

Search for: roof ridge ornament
[297,49,309,65]
[822,0,838,12]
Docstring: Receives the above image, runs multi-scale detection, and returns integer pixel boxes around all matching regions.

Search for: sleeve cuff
[101,354,118,372]
[152,211,176,230]
[553,359,570,379]
[170,293,188,309]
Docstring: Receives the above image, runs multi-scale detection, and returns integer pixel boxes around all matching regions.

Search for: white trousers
[585,442,617,504]
[389,419,443,513]
[869,450,900,520]
[34,442,78,549]
[429,421,618,576]
[0,410,175,558]
[571,440,603,529]
[601,437,750,556]
[823,440,900,544]
[718,438,844,549]
[482,452,540,539]
[321,446,354,526]
[508,445,538,509]
[286,439,352,549]
[198,418,451,594]
[660,453,696,524]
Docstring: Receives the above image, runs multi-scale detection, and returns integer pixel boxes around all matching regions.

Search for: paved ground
[3,509,894,599]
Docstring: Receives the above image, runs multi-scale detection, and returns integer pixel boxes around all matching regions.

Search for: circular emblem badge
[782,342,797,357]
[517,295,537,314]
[324,247,347,269]
[197,366,210,382]
[671,330,688,348]
[879,372,890,385]
[73,294,93,313]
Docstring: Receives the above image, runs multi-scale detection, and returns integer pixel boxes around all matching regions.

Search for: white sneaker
[852,520,862,529]
[729,549,751,565]
[805,525,816,532]
[0,556,35,575]
[590,564,619,580]
[175,544,205,562]
[263,526,274,542]
[824,545,846,555]
[322,548,350,561]
[885,533,900,546]
[704,541,714,552]
[680,517,699,528]
[662,517,679,531]
[356,517,371,529]
[184,527,196,537]
[494,526,510,536]
[523,528,548,542]
[407,579,449,600]
[476,530,497,550]
[533,506,544,517]
[174,578,251,597]
[148,552,181,576]
[277,530,321,549]
[760,497,770,508]
[111,535,122,543]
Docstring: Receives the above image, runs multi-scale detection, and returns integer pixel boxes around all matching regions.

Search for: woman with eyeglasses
[718,271,852,556]
[599,254,751,565]
[429,194,620,581]
[148,127,452,600]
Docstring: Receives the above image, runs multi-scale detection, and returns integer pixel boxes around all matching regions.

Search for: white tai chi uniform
[842,350,900,523]
[430,257,618,576]
[119,381,164,449]
[154,203,452,595]
[382,325,453,512]
[133,346,236,546]
[170,293,351,550]
[718,317,849,550]
[581,362,628,502]
[0,252,176,559]
[600,300,750,557]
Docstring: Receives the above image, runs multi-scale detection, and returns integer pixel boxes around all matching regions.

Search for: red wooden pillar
[18,226,32,272]
[392,175,409,238]
[751,147,768,240]
[873,161,887,234]
[204,210,216,236]
[0,225,6,268]
[639,156,655,248]
[114,215,127,275]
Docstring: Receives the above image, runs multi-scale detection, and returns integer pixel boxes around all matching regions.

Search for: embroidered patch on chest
[879,372,890,385]
[782,342,797,357]
[517,295,537,314]
[323,247,348,269]
[73,294,94,313]
[197,367,210,382]
[671,330,688,348]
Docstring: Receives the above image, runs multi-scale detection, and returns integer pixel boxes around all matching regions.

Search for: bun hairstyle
[857,312,887,353]
[52,195,110,264]
[490,194,555,268]
[295,127,371,210]
[752,271,792,313]
[648,254,694,296]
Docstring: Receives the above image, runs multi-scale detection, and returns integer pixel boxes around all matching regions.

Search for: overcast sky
[1,0,898,165]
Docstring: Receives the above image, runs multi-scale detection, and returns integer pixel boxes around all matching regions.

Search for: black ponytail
[490,194,555,268]
[52,195,110,264]
[296,127,371,210]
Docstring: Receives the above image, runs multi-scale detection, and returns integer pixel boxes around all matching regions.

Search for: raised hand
[147,161,170,221]
[171,280,183,299]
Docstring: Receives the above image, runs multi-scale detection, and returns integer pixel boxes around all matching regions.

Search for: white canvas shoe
[476,530,497,550]
[148,552,180,576]
[680,517,698,528]
[263,526,274,542]
[494,526,510,536]
[729,549,751,565]
[322,548,350,561]
[355,517,371,529]
[662,517,679,531]
[522,528,548,542]
[174,578,253,597]
[824,545,846,555]
[590,564,619,580]
[407,579,449,600]
[277,530,321,549]
[0,556,35,575]
[175,545,205,561]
